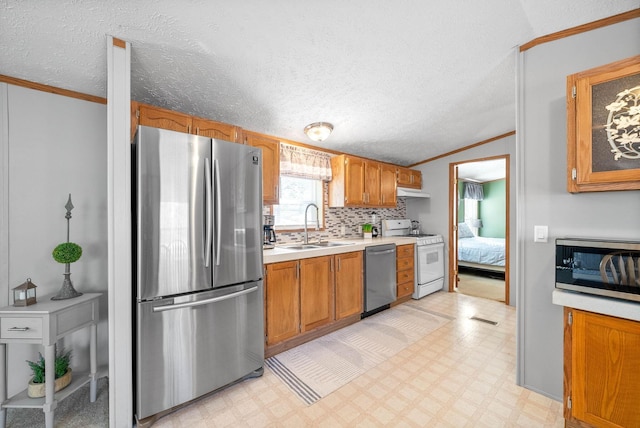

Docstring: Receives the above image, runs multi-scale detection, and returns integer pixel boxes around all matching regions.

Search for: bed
[457,223,506,272]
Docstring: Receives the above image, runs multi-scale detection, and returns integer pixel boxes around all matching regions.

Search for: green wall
[479,179,505,238]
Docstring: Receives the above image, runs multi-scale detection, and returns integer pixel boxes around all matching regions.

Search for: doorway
[448,155,510,304]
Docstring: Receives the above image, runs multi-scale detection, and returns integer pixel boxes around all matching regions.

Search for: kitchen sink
[313,241,354,247]
[280,244,321,250]
[279,242,354,250]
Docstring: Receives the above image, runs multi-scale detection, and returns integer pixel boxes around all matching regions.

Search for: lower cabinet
[396,244,415,300]
[265,251,363,351]
[265,261,299,346]
[335,251,363,320]
[300,256,335,332]
[564,307,640,428]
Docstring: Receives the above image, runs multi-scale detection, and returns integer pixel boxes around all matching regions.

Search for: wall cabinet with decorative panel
[243,131,280,205]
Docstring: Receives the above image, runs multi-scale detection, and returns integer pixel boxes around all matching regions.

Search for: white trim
[107,36,133,428]
[0,83,8,308]
[515,47,526,387]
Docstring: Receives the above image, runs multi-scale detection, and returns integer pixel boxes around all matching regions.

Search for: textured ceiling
[1,1,638,165]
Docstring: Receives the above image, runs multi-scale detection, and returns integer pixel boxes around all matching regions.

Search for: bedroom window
[464,198,480,236]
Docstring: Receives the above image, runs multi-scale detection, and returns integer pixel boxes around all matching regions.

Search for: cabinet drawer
[397,257,413,271]
[397,282,414,298]
[397,245,414,259]
[396,269,414,285]
[1,317,43,340]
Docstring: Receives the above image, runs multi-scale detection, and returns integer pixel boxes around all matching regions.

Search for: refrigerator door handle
[152,286,258,312]
[214,158,222,266]
[204,158,213,268]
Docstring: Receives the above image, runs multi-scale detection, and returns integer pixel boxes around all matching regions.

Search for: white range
[381,219,445,299]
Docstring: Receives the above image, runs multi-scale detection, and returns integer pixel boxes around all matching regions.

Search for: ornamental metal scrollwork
[605,85,640,161]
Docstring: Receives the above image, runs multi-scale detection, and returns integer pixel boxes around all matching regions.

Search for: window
[273,176,324,229]
[464,198,479,236]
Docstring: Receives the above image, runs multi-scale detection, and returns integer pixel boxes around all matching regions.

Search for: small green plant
[52,242,82,264]
[362,223,373,233]
[26,348,72,384]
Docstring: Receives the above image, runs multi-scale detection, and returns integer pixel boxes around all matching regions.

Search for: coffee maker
[263,215,276,247]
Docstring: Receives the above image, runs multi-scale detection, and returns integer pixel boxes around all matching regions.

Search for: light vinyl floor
[153,291,563,427]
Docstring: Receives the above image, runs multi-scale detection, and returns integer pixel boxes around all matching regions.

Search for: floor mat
[266,304,449,405]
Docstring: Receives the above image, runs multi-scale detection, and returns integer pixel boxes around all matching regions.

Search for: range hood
[397,187,431,198]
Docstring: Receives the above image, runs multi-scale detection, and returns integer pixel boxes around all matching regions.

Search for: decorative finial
[65,194,74,221]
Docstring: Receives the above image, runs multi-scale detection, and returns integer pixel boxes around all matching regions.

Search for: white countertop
[552,289,640,322]
[263,237,417,264]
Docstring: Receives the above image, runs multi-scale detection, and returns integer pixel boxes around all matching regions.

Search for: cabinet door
[344,157,365,206]
[244,132,280,205]
[410,170,422,189]
[136,103,192,133]
[397,167,422,189]
[265,261,299,346]
[570,309,640,428]
[300,256,334,332]
[335,251,363,320]
[192,117,238,143]
[364,161,381,205]
[380,163,397,207]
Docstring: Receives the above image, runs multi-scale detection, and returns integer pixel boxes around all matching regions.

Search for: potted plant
[362,223,373,239]
[26,348,72,398]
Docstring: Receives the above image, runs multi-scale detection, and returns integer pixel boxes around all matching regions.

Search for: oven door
[417,243,445,285]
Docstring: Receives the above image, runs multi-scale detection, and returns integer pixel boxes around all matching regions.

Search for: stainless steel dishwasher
[363,243,397,317]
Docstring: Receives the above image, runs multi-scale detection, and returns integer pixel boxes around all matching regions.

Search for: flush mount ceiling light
[304,122,334,142]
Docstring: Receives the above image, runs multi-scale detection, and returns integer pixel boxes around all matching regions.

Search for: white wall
[3,84,108,396]
[406,133,516,307]
[517,18,640,401]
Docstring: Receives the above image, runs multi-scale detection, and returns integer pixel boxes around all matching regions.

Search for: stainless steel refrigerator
[133,126,264,422]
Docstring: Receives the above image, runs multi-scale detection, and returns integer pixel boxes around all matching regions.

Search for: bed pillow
[458,222,475,238]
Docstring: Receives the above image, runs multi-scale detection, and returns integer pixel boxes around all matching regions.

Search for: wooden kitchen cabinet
[364,161,381,205]
[131,102,240,143]
[330,155,365,206]
[330,155,397,207]
[380,163,397,207]
[265,261,299,346]
[300,256,335,332]
[191,117,239,142]
[397,167,422,189]
[335,251,363,320]
[396,244,415,300]
[243,131,280,205]
[564,308,640,428]
[265,251,363,353]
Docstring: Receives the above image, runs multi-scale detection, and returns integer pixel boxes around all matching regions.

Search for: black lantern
[13,278,37,306]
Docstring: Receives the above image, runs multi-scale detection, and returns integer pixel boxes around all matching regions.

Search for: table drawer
[397,269,414,285]
[1,317,43,340]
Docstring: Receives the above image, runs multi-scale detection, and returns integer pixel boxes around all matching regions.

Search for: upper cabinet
[329,155,396,208]
[131,101,239,143]
[380,163,397,207]
[566,55,640,193]
[397,166,422,189]
[243,131,280,205]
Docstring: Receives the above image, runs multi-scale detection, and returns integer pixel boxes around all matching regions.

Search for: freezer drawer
[135,281,264,420]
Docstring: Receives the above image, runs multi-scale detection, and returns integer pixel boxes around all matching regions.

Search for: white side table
[0,293,101,428]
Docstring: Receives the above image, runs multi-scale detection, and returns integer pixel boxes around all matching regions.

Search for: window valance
[280,143,333,181]
[463,182,484,200]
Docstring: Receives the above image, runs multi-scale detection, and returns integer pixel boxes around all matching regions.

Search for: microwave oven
[556,238,640,302]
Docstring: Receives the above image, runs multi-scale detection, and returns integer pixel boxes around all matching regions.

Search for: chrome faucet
[304,203,319,244]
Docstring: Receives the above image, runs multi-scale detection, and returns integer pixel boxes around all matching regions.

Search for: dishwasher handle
[152,286,258,312]
[367,248,396,256]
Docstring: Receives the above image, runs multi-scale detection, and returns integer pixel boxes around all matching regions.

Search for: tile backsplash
[273,183,407,243]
